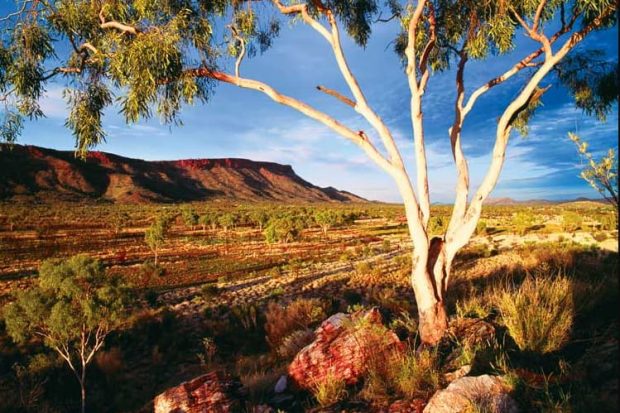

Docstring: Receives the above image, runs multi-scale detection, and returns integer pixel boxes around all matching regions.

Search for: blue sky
[6,6,619,203]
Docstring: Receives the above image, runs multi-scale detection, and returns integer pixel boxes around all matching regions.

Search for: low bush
[276,329,315,360]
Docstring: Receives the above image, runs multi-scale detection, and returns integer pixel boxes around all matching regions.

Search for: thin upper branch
[228,25,246,79]
[316,85,355,107]
[509,2,552,57]
[0,0,31,22]
[445,51,470,234]
[324,10,405,168]
[532,0,548,32]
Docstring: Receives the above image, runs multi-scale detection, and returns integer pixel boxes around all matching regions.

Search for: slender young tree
[145,215,170,265]
[3,255,130,413]
[0,0,616,344]
[569,132,619,211]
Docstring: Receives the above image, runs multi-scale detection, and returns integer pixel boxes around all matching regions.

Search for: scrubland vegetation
[0,200,617,412]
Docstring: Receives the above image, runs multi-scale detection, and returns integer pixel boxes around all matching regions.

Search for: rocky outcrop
[288,307,403,390]
[423,375,518,413]
[154,371,244,413]
[0,143,367,203]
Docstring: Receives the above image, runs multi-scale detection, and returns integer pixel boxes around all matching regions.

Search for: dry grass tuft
[496,275,573,354]
[264,298,327,349]
[311,372,348,408]
[361,348,441,403]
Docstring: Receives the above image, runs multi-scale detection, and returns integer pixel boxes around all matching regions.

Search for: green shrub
[562,211,582,232]
[140,260,165,282]
[496,275,573,353]
[513,211,535,235]
[201,283,220,299]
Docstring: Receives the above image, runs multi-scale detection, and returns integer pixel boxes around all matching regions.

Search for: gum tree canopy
[0,0,617,344]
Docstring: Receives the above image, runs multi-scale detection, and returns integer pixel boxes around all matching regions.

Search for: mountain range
[0,144,366,203]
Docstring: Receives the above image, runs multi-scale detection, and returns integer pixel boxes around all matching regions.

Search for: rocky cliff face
[0,144,367,203]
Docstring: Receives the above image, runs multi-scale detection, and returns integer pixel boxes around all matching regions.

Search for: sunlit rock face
[153,371,244,413]
[287,307,404,390]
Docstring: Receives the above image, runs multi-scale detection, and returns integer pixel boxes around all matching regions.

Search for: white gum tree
[0,0,617,344]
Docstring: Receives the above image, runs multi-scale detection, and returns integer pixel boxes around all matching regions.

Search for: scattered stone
[154,371,244,413]
[423,375,518,413]
[274,375,287,393]
[288,307,403,390]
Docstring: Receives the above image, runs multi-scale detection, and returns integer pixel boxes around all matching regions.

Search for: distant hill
[0,144,367,203]
[485,196,608,206]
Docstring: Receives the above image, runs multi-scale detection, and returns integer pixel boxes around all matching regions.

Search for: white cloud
[38,85,67,119]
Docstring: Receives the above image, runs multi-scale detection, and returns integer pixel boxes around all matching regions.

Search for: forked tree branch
[509,1,552,57]
[272,0,331,41]
[446,4,616,255]
[270,1,430,282]
[461,9,579,119]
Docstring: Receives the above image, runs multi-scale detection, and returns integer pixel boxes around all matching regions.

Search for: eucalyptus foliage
[0,0,615,155]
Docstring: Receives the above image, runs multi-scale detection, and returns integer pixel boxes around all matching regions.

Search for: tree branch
[532,0,548,33]
[99,8,139,35]
[316,85,355,107]
[271,0,331,42]
[405,0,432,227]
[509,3,552,57]
[446,51,470,239]
[271,0,428,253]
[418,3,436,91]
[228,25,246,79]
